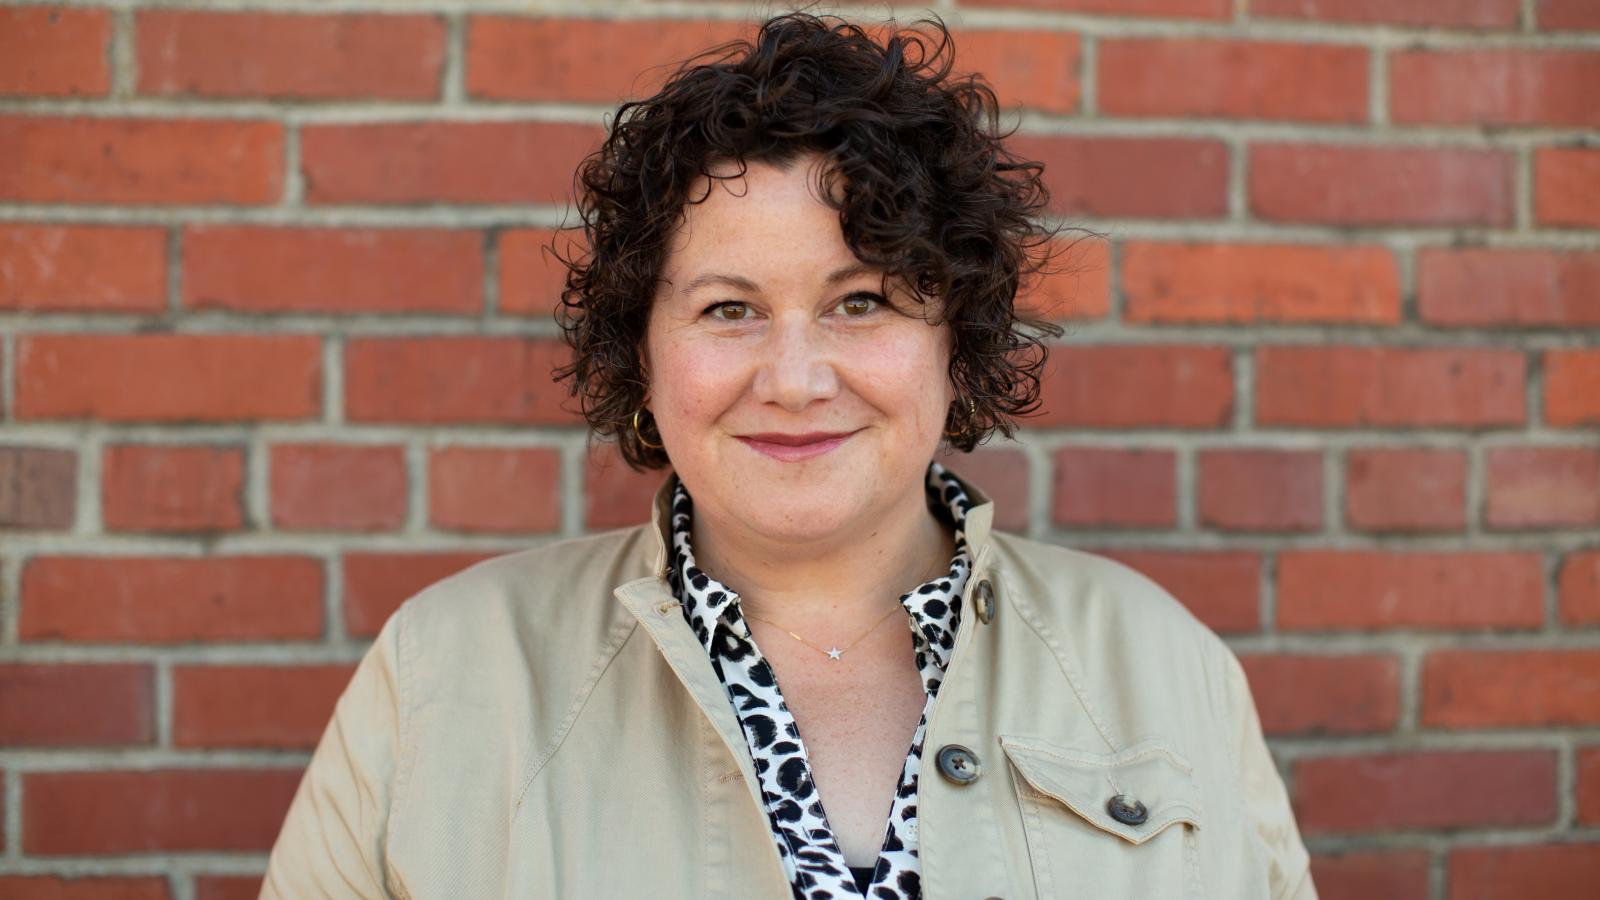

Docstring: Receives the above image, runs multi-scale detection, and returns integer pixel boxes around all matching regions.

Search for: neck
[686,479,956,639]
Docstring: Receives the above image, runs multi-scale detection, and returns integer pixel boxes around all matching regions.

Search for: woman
[263,12,1316,900]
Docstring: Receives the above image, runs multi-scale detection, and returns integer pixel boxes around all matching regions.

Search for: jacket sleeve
[1218,644,1318,900]
[261,603,409,899]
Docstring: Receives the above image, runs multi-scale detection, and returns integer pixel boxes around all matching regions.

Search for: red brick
[301,121,601,205]
[0,664,153,746]
[468,17,748,102]
[1083,549,1262,632]
[344,337,578,425]
[0,116,282,204]
[173,664,355,749]
[0,446,76,529]
[270,443,408,532]
[183,226,482,315]
[0,876,170,900]
[1278,550,1545,630]
[585,443,672,530]
[1535,146,1600,227]
[1560,550,1600,625]
[138,10,444,100]
[343,551,502,637]
[16,334,321,422]
[1423,650,1600,727]
[1541,0,1600,30]
[1099,39,1366,122]
[102,444,245,532]
[1198,449,1323,531]
[1293,750,1556,835]
[1392,49,1600,127]
[1250,144,1513,226]
[1122,242,1399,324]
[1448,843,1600,900]
[0,7,112,96]
[1580,748,1600,825]
[1344,447,1467,532]
[1035,345,1234,428]
[1485,446,1600,529]
[1546,350,1600,426]
[956,29,1082,114]
[1256,346,1525,428]
[1017,235,1111,321]
[937,445,1032,533]
[1255,0,1516,27]
[195,876,261,900]
[1309,850,1433,900]
[1009,135,1229,219]
[20,555,324,642]
[1418,247,1600,327]
[1052,447,1176,528]
[1240,654,1400,735]
[428,446,562,533]
[960,0,1230,19]
[499,227,573,317]
[24,768,302,853]
[0,223,166,312]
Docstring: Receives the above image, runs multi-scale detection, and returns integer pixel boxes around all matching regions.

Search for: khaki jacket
[263,468,1317,900]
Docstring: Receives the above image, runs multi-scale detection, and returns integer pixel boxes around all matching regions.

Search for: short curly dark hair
[550,9,1080,471]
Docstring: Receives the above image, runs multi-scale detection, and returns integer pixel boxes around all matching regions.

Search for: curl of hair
[550,9,1091,471]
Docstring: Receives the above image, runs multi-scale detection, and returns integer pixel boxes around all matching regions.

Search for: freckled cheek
[850,333,951,426]
[650,342,749,434]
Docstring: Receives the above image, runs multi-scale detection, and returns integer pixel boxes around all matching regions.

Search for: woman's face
[642,152,954,547]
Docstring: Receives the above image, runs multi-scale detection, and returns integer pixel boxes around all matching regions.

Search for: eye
[704,301,750,321]
[836,292,884,316]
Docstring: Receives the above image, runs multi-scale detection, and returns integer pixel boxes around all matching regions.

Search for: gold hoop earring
[632,407,664,450]
[944,394,977,439]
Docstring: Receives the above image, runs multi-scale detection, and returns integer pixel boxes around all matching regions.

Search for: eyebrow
[681,263,879,296]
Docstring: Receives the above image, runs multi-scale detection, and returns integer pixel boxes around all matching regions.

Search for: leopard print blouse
[668,460,974,899]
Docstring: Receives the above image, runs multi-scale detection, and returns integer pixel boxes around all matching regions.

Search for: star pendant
[826,647,843,661]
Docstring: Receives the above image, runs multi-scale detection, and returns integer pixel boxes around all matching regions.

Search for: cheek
[853,328,951,429]
[648,339,744,429]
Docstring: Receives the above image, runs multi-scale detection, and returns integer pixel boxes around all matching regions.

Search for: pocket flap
[998,735,1204,845]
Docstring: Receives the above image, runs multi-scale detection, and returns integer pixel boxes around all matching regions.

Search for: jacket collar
[642,459,998,581]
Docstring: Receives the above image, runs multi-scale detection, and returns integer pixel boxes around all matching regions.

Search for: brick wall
[1,1,1596,898]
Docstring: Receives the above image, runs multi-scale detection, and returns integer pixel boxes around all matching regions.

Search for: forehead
[660,155,856,274]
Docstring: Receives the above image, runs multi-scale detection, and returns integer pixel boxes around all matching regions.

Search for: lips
[734,429,860,462]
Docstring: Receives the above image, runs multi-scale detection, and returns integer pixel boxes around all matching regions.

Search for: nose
[749,313,840,413]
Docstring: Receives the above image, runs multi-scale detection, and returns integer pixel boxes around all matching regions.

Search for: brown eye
[839,293,882,316]
[709,302,748,320]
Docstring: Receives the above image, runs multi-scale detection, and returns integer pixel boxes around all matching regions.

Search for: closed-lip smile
[735,429,861,462]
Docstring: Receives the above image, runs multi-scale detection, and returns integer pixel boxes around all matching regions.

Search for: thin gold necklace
[743,602,903,662]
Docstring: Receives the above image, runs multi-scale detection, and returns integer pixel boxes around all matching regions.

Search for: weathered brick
[954,28,1083,114]
[183,225,482,315]
[138,10,445,100]
[1278,550,1545,630]
[937,446,1032,533]
[1250,144,1513,226]
[1253,0,1518,28]
[0,664,153,746]
[1294,750,1556,835]
[1485,446,1600,529]
[0,876,171,900]
[0,224,166,312]
[195,876,261,900]
[1052,447,1176,528]
[1240,654,1400,735]
[16,334,321,422]
[1008,135,1230,219]
[24,769,302,853]
[20,556,324,642]
[585,443,672,530]
[1198,448,1323,532]
[0,446,76,529]
[1392,49,1600,126]
[960,0,1230,18]
[1418,247,1600,327]
[1447,843,1600,899]
[1344,447,1467,532]
[301,121,601,205]
[1122,242,1400,324]
[1256,346,1525,428]
[499,227,573,318]
[1423,650,1600,727]
[1535,146,1600,228]
[1580,747,1600,825]
[1099,39,1367,122]
[102,444,245,533]
[270,443,408,532]
[1082,549,1262,633]
[1541,0,1600,30]
[428,446,562,534]
[1035,346,1234,428]
[173,665,355,749]
[1309,850,1432,900]
[1545,350,1600,426]
[1016,235,1111,321]
[343,551,502,638]
[0,116,282,204]
[0,7,112,96]
[1559,550,1600,625]
[344,337,578,425]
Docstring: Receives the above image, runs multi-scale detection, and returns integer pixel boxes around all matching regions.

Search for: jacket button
[935,743,982,785]
[974,578,996,624]
[1107,793,1148,826]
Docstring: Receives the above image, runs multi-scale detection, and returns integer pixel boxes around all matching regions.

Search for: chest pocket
[999,735,1204,900]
